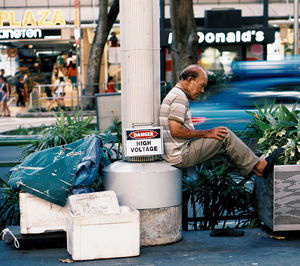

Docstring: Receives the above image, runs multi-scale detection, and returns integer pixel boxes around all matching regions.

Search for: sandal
[210,227,245,237]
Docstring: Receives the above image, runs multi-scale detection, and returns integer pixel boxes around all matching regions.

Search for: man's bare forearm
[169,120,229,141]
[171,126,212,139]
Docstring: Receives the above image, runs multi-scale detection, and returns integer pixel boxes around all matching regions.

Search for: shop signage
[0,28,61,40]
[125,127,163,157]
[166,28,275,45]
[198,30,264,44]
[0,28,42,39]
[0,10,66,27]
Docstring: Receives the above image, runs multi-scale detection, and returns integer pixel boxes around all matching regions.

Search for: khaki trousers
[175,129,259,177]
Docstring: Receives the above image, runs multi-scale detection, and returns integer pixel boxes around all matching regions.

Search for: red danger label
[129,130,158,139]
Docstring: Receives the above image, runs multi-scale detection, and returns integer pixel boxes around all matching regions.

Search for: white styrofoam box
[66,191,140,261]
[67,190,120,216]
[19,192,66,234]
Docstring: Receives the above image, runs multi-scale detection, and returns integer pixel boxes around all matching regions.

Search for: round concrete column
[112,0,182,246]
[103,160,182,246]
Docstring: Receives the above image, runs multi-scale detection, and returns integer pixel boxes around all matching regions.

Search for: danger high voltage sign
[125,127,163,157]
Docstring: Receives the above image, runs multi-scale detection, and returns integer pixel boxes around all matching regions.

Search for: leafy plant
[0,177,19,231]
[102,118,122,161]
[183,157,257,230]
[1,111,122,230]
[244,100,279,139]
[22,110,96,158]
[245,102,300,165]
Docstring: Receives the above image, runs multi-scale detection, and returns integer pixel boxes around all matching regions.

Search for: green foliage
[102,118,122,161]
[245,100,279,137]
[183,157,257,230]
[245,102,300,165]
[22,110,96,158]
[0,177,19,231]
[1,111,121,230]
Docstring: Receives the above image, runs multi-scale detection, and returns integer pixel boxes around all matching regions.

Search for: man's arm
[169,120,228,141]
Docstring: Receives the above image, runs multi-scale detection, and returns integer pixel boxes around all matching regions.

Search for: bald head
[178,65,208,100]
[178,64,207,82]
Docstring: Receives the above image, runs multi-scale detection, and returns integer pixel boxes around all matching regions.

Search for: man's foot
[262,147,284,178]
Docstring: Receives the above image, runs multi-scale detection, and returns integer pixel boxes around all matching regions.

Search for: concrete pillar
[103,0,182,246]
[103,161,182,246]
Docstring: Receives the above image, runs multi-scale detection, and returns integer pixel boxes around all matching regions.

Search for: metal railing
[25,81,171,112]
[26,81,122,112]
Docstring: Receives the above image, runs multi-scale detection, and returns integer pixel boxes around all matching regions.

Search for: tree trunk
[170,0,198,85]
[85,0,119,107]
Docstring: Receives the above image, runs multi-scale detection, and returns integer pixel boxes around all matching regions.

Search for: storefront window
[198,46,241,74]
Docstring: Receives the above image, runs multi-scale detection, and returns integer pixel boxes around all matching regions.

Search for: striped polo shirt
[159,86,194,165]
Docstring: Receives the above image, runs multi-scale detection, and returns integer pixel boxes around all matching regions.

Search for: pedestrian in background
[56,52,66,76]
[109,32,119,47]
[44,85,53,111]
[106,76,116,93]
[23,71,33,104]
[0,69,5,78]
[54,76,65,109]
[67,62,77,87]
[0,77,10,117]
[15,76,25,107]
[0,76,3,109]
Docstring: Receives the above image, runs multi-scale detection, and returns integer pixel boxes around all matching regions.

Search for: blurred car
[190,75,300,131]
[231,57,300,79]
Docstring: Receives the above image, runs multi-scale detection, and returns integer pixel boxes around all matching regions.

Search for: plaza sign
[0,10,66,27]
[167,28,275,45]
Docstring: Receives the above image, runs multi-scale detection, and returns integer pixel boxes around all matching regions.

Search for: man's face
[186,71,207,100]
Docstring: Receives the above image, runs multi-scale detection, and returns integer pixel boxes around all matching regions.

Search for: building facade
[0,0,297,87]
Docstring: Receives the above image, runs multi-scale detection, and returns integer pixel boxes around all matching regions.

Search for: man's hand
[169,120,229,140]
[206,127,229,141]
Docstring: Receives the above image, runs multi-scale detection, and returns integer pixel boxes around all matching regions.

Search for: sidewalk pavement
[0,116,57,133]
[1,228,300,265]
[0,105,55,133]
[0,106,96,134]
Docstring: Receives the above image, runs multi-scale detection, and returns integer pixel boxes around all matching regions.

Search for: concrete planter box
[255,165,300,231]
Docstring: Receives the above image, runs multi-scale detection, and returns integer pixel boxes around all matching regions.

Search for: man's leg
[177,129,259,177]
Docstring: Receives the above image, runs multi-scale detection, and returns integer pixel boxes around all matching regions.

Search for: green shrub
[102,118,122,161]
[246,102,300,165]
[0,177,19,231]
[183,157,257,230]
[22,110,95,158]
[1,110,122,230]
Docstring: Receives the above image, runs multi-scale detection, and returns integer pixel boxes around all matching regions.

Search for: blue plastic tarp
[8,134,110,206]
